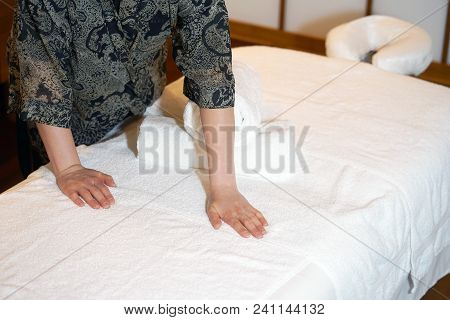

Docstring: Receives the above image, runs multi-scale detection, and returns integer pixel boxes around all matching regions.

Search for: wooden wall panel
[443,3,449,64]
[279,0,286,30]
[228,19,449,87]
[229,20,325,55]
[0,0,15,84]
[366,0,373,16]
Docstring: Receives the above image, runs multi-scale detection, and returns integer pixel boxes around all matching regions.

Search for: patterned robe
[8,0,235,162]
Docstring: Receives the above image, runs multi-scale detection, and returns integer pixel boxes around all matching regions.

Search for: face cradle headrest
[326,15,433,76]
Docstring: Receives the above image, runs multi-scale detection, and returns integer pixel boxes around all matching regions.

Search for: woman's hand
[206,186,268,239]
[35,123,116,209]
[56,164,116,209]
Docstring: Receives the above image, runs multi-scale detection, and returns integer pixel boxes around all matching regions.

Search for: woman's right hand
[35,123,116,209]
[56,164,117,209]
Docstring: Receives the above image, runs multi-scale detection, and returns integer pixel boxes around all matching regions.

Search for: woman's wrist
[209,176,238,197]
[54,162,83,178]
[36,123,82,178]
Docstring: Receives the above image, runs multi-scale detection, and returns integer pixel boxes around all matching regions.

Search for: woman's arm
[171,1,266,237]
[200,108,268,238]
[10,1,115,210]
[37,123,116,209]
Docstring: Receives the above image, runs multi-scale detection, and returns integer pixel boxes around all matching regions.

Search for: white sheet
[1,46,449,299]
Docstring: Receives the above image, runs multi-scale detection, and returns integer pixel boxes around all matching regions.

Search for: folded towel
[183,61,263,146]
[138,61,299,180]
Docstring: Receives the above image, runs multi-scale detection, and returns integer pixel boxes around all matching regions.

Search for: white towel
[183,61,263,146]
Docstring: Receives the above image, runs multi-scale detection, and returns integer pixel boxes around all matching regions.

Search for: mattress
[1,46,449,299]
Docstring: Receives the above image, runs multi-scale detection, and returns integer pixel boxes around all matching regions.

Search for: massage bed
[1,46,449,299]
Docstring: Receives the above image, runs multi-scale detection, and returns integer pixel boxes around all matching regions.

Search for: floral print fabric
[8,0,235,147]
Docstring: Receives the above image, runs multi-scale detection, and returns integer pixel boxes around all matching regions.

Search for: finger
[252,208,269,227]
[98,184,115,206]
[230,220,251,238]
[240,216,263,239]
[102,173,117,188]
[245,208,266,233]
[207,207,222,230]
[248,212,266,235]
[68,192,85,207]
[88,185,110,209]
[79,188,101,209]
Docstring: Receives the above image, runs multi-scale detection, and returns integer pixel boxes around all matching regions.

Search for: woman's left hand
[206,186,268,239]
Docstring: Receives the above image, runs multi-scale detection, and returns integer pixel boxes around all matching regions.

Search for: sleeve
[172,0,235,109]
[8,0,74,128]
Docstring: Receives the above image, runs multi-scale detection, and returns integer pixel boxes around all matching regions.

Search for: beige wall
[284,0,366,38]
[225,0,449,62]
[226,0,280,28]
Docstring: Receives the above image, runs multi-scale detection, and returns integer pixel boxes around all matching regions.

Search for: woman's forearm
[199,107,237,191]
[200,107,268,238]
[36,123,81,176]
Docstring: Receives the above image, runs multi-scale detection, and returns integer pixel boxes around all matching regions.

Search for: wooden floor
[422,276,450,300]
[0,113,22,193]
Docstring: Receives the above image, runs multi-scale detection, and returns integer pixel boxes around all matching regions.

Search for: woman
[8,0,268,238]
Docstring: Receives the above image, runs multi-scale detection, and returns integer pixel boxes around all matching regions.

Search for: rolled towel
[183,61,263,146]
[138,61,299,180]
